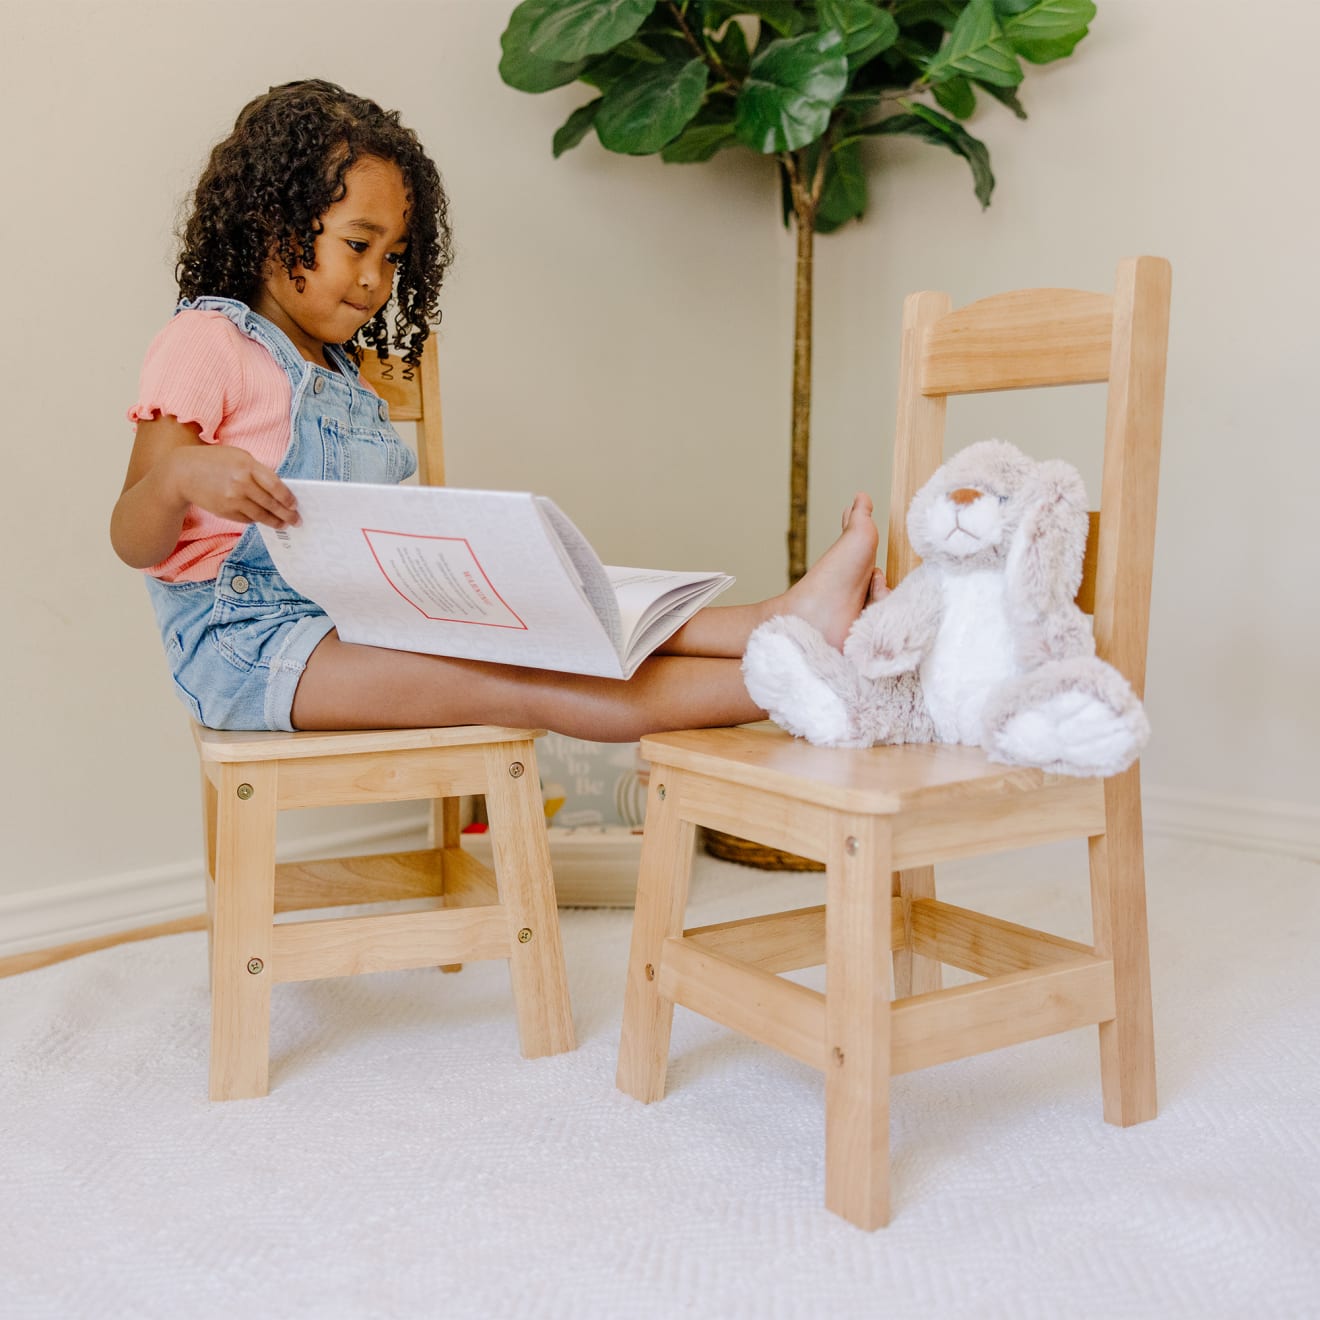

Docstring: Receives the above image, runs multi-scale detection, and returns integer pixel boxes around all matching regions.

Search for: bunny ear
[1006,460,1090,615]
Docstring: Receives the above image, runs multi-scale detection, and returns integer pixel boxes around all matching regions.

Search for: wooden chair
[195,339,575,1101]
[616,257,1171,1228]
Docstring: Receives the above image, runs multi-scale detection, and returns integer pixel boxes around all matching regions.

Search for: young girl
[112,79,883,741]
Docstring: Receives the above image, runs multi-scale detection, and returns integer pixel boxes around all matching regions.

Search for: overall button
[312,376,326,395]
[378,402,388,422]
[231,576,250,594]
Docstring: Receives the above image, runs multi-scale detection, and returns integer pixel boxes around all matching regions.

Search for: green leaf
[891,0,965,30]
[976,79,1027,116]
[595,57,709,154]
[852,26,903,70]
[712,15,751,75]
[661,119,738,162]
[892,35,944,68]
[1011,31,1089,62]
[999,0,1094,62]
[734,29,849,153]
[815,139,868,232]
[553,98,603,156]
[500,2,590,93]
[579,52,648,91]
[858,104,995,206]
[932,75,976,119]
[838,87,887,116]
[817,0,899,60]
[705,2,807,38]
[519,0,659,63]
[613,37,666,63]
[923,0,1022,87]
[998,0,1095,41]
[779,159,794,227]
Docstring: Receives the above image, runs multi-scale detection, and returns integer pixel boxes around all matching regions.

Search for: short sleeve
[127,310,245,444]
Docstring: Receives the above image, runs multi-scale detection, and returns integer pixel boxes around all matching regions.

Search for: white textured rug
[2,837,1318,1319]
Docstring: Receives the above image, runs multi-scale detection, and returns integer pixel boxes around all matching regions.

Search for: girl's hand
[168,443,300,529]
[111,414,298,570]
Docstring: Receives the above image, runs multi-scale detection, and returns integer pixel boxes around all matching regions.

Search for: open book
[259,481,734,679]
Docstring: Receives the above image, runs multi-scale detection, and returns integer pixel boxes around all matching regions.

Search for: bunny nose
[949,487,982,506]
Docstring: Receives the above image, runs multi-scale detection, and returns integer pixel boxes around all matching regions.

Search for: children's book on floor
[260,480,734,679]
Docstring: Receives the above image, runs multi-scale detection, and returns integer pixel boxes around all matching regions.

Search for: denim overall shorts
[143,297,417,730]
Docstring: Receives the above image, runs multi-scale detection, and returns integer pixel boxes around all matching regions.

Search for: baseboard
[1143,784,1320,862]
[4,786,1315,964]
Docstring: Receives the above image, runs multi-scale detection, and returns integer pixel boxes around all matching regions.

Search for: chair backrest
[888,257,1171,697]
[357,336,445,487]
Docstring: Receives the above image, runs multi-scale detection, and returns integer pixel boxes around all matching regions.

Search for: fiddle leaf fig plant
[499,0,1097,582]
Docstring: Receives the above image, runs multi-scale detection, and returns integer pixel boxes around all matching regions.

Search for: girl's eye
[346,240,369,254]
[385,252,404,266]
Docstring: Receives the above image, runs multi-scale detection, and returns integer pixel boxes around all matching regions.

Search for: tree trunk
[788,184,816,585]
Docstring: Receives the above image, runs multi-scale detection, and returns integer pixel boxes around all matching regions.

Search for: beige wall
[1,0,1316,921]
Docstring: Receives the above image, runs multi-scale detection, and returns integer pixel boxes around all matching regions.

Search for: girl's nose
[360,259,389,290]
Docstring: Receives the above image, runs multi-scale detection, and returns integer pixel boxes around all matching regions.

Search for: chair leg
[825,815,893,1230]
[616,771,696,1104]
[483,743,576,1058]
[1089,767,1157,1126]
[209,763,277,1101]
[435,797,464,974]
[200,772,218,986]
[892,865,941,998]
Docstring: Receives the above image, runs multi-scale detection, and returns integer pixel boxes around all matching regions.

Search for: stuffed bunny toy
[742,439,1149,778]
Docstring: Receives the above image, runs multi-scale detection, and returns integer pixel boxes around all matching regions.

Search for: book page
[535,499,623,652]
[262,482,626,677]
[605,566,736,672]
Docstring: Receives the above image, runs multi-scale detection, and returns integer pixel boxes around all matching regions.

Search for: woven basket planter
[701,827,824,872]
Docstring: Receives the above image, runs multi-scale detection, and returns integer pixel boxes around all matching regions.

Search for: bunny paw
[984,659,1150,777]
[743,616,876,748]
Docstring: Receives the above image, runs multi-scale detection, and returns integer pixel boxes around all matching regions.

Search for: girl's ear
[1005,460,1090,615]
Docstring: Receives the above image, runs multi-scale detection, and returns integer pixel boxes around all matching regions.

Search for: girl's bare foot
[773,493,880,649]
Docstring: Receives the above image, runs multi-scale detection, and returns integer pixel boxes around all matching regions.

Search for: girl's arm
[110,416,300,570]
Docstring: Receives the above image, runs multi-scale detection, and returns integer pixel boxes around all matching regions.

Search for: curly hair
[177,79,451,366]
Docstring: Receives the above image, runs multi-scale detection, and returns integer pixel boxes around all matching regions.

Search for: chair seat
[194,722,547,763]
[642,723,1088,812]
[641,724,1107,870]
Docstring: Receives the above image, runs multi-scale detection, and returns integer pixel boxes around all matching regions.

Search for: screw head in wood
[657,784,666,801]
[236,783,254,800]
[644,963,655,981]
[845,835,859,855]
[247,958,264,975]
[517,927,533,943]
[509,762,525,778]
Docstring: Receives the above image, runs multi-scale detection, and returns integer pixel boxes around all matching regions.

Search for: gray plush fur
[742,439,1150,777]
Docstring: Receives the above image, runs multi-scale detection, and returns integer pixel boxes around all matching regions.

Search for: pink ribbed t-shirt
[128,310,293,582]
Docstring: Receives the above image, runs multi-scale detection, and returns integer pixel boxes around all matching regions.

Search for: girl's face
[255,155,410,365]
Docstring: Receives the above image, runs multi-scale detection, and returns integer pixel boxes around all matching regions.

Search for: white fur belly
[920,571,1019,744]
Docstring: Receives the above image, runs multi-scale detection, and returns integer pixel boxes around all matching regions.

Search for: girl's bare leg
[291,639,759,742]
[290,492,885,741]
